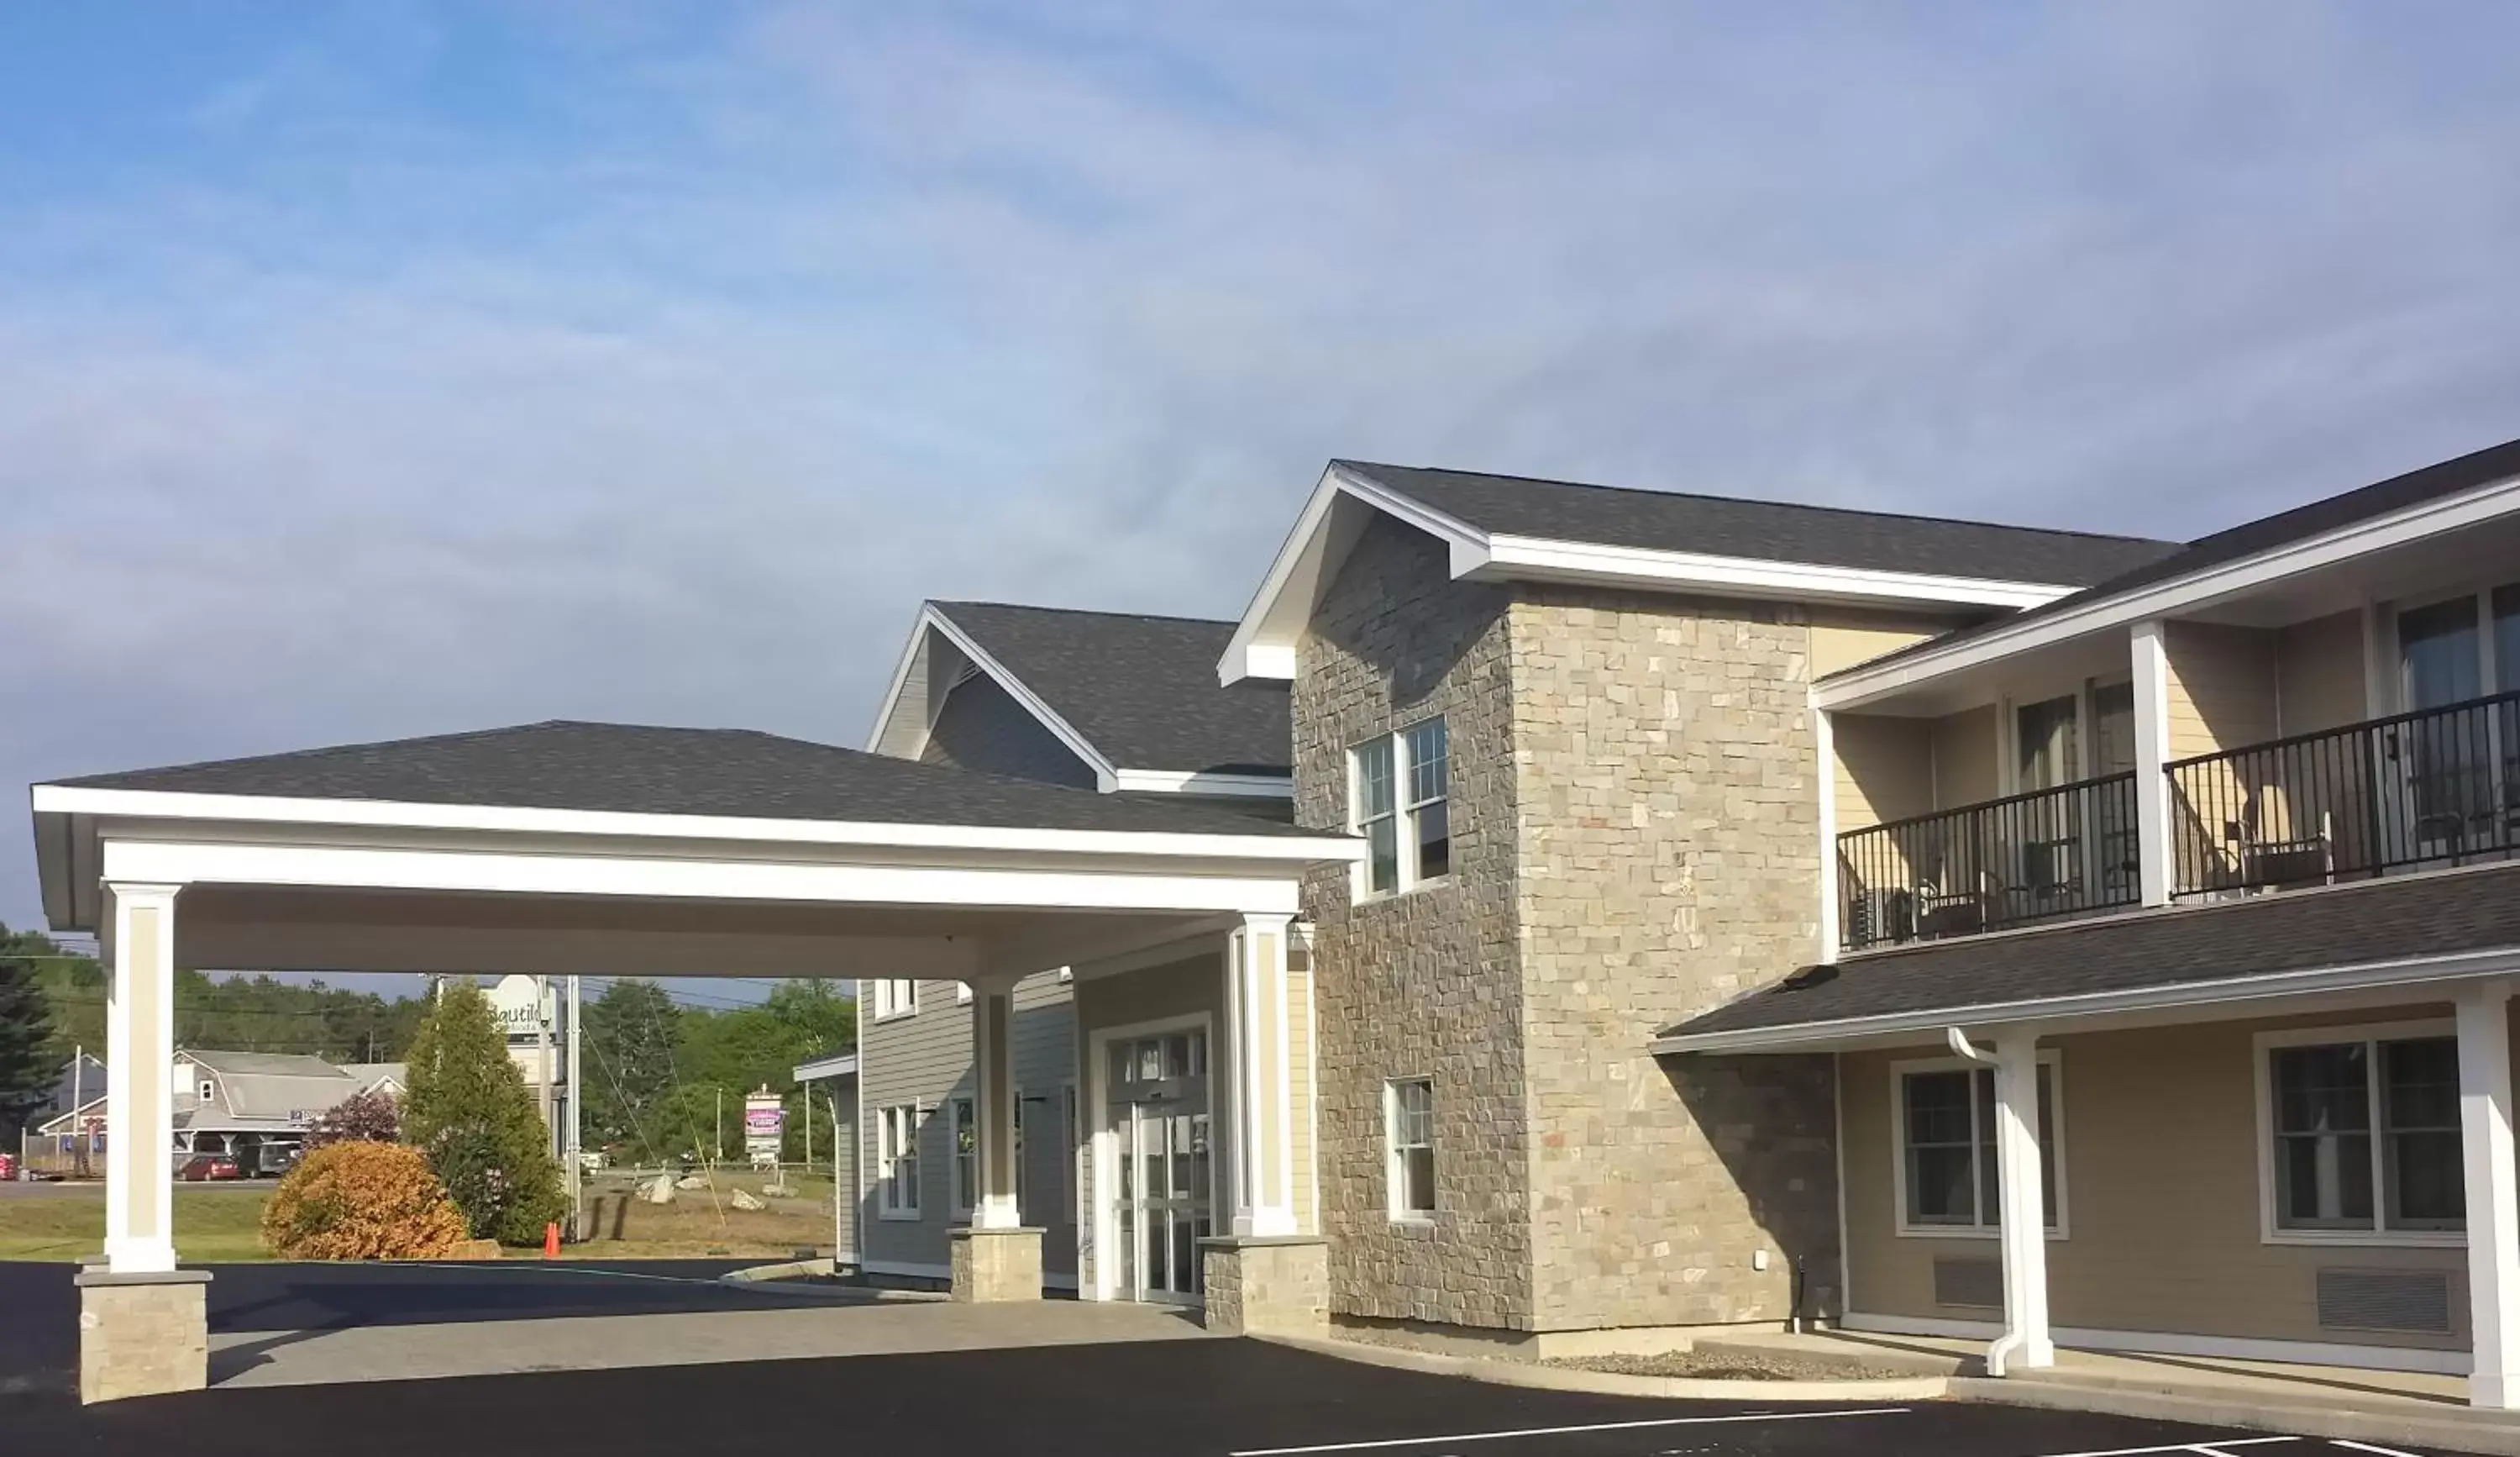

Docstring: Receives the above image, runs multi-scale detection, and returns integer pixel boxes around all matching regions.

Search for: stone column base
[950,1226,1044,1302]
[76,1268,212,1402]
[1200,1236,1327,1335]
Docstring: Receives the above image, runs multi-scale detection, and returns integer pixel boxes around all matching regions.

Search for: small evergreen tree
[0,927,58,1140]
[402,981,565,1244]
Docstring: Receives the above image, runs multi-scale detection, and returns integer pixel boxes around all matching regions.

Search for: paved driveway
[1,1334,2473,1457]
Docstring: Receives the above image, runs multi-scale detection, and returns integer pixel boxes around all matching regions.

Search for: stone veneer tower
[1294,515,1841,1344]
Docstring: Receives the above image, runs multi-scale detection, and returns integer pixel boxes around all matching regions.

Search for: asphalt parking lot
[0,1262,2468,1457]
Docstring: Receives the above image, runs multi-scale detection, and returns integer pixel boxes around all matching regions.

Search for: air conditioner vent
[2317,1268,2453,1334]
[1933,1256,2003,1310]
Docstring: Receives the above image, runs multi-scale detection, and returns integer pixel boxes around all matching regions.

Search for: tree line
[0,922,858,1162]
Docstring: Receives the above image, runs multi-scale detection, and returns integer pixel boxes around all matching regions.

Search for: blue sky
[6,3,2519,1000]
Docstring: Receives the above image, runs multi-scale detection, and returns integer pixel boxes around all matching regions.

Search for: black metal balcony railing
[2167,688,2520,899]
[1838,772,2140,952]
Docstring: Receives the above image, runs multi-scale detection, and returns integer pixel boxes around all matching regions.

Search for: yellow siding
[1835,714,1935,832]
[2165,620,2281,761]
[1843,1004,2491,1350]
[1288,952,1317,1238]
[1930,705,2000,807]
[2277,610,2370,735]
[1812,616,1949,678]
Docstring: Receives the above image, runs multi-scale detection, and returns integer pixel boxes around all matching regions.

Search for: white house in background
[174,1050,370,1175]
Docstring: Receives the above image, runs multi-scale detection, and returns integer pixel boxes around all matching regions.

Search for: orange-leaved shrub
[260,1140,469,1260]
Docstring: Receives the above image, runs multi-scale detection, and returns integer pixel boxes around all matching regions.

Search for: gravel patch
[1544,1349,1922,1382]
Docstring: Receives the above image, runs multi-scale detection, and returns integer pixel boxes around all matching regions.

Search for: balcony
[1839,773,2140,951]
[1836,691,2520,953]
[2168,688,2520,898]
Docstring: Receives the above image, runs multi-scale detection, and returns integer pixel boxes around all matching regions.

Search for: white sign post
[743,1086,785,1170]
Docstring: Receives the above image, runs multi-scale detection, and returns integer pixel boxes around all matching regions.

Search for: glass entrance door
[1104,1028,1212,1305]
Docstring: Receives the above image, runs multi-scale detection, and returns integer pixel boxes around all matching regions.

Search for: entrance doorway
[1100,1024,1213,1306]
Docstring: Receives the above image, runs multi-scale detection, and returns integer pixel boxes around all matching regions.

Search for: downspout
[1942,1027,2020,1377]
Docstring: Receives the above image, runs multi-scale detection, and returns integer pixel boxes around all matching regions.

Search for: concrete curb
[717,1259,947,1302]
[1251,1330,1953,1403]
[1952,1376,2520,1457]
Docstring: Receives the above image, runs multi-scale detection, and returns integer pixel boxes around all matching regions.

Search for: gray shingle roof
[186,1052,349,1079]
[933,602,1290,776]
[52,720,1322,837]
[1823,434,2520,681]
[1665,863,2520,1041]
[1341,461,2179,588]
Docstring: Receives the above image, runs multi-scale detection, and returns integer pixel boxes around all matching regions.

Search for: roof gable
[1221,461,2176,682]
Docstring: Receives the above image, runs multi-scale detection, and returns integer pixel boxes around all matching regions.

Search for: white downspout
[1944,1026,2052,1378]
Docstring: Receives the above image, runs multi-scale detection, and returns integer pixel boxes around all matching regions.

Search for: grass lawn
[0,1169,842,1264]
[0,1186,273,1262]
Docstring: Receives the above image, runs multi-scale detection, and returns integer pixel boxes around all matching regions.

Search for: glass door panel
[1103,1030,1212,1306]
[2395,597,2489,860]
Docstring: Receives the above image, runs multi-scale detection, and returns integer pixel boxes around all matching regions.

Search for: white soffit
[1219,463,2075,684]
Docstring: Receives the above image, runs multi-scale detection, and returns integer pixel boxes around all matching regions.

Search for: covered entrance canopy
[29,720,1360,1287]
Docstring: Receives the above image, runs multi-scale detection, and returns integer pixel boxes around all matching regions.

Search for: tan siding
[2165,620,2281,760]
[1835,714,1935,832]
[1811,615,1949,679]
[1844,1005,2475,1351]
[1930,705,1999,807]
[2278,610,2370,735]
[1289,948,1317,1238]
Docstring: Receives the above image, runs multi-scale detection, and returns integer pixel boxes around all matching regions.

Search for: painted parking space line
[2028,1439,2295,1457]
[1226,1406,1912,1455]
[403,1263,727,1286]
[2327,1444,2427,1457]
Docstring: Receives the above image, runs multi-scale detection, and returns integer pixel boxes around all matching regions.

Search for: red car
[0,1151,15,1181]
[176,1154,241,1181]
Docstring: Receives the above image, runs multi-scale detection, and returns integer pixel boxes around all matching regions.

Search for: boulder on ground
[641,1173,677,1205]
[729,1188,766,1212]
[760,1181,793,1199]
[675,1174,710,1191]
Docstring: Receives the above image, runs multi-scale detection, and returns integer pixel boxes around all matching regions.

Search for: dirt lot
[0,1169,840,1262]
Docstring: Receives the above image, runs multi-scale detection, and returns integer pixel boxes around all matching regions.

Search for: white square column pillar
[105,882,181,1275]
[969,975,1023,1233]
[2460,980,2520,1409]
[1226,913,1298,1238]
[1990,1032,2054,1374]
[2130,619,2176,908]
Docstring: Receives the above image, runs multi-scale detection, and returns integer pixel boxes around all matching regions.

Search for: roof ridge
[1335,459,2177,549]
[930,599,1238,629]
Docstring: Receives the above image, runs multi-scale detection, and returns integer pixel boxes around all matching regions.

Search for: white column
[105,882,181,1275]
[969,976,1023,1230]
[1226,913,1298,1238]
[1814,704,1841,963]
[2460,980,2520,1409]
[2130,619,2175,907]
[1990,1033,2054,1373]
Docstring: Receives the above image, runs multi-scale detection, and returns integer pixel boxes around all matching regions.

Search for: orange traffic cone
[543,1222,562,1260]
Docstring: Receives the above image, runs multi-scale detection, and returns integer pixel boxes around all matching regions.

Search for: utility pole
[714,1086,723,1167]
[565,974,583,1240]
[70,1048,85,1180]
[535,975,554,1157]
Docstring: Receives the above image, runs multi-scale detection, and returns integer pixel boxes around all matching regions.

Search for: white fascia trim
[1107,770,1292,799]
[863,605,939,755]
[1840,1312,2466,1375]
[1649,944,2520,1055]
[34,784,1361,865]
[904,604,1123,790]
[791,1055,859,1083]
[1220,466,1373,685]
[1462,534,2068,611]
[1815,469,2520,709]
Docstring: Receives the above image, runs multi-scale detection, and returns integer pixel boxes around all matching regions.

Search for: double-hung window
[949,1097,978,1219]
[1352,718,1450,897]
[1896,1060,2062,1233]
[1387,1078,1436,1218]
[2263,1025,2461,1238]
[865,979,916,1021]
[877,1104,921,1218]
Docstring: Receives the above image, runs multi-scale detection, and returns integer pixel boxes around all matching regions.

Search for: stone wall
[1508,589,1840,1331]
[1293,514,1534,1329]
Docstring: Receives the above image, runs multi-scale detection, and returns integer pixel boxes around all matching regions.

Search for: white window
[876,1104,921,1218]
[1351,717,1449,898]
[1386,1078,1436,1218]
[864,979,916,1021]
[198,1080,216,1102]
[2259,1022,2462,1242]
[950,1097,977,1219]
[1893,1058,2063,1235]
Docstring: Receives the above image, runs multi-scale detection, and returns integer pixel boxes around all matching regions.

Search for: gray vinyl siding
[857,972,1079,1283]
[920,672,1099,790]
